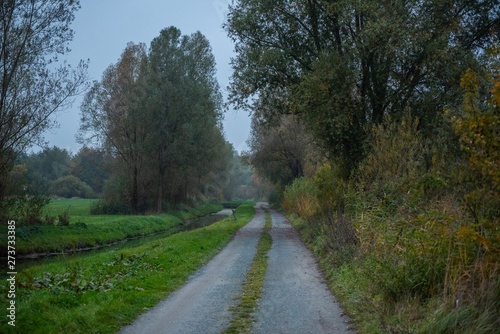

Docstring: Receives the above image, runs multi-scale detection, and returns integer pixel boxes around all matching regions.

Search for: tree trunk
[131,166,139,214]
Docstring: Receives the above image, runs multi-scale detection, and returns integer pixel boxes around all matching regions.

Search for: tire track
[252,209,355,334]
[119,203,267,334]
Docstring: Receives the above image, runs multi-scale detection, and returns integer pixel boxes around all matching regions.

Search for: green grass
[43,198,96,216]
[5,202,223,256]
[223,209,272,333]
[0,203,256,334]
[14,215,178,255]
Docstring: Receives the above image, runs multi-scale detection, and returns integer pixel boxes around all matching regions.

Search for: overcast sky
[43,0,250,154]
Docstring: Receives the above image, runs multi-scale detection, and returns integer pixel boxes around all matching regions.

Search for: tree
[23,146,72,194]
[79,43,147,213]
[80,29,228,212]
[247,114,316,187]
[49,175,96,199]
[70,146,110,194]
[0,0,88,205]
[226,0,499,176]
[143,27,224,211]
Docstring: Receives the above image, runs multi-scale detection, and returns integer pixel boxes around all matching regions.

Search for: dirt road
[120,203,353,334]
[253,210,353,333]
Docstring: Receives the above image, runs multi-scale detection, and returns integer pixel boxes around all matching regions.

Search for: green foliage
[70,146,110,194]
[247,115,315,187]
[19,253,163,294]
[90,201,131,215]
[49,175,97,199]
[2,195,51,226]
[80,29,231,213]
[57,207,71,226]
[357,116,423,194]
[226,0,497,176]
[282,177,319,222]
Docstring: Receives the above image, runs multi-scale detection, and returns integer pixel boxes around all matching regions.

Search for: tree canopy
[226,0,499,175]
[80,27,231,213]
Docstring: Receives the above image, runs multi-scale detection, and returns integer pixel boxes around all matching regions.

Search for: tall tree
[248,114,315,186]
[144,27,224,211]
[226,0,499,175]
[0,0,87,205]
[80,29,227,212]
[79,43,147,213]
[70,146,110,194]
[24,146,71,193]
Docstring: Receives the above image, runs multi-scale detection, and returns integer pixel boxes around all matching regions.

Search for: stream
[8,209,233,272]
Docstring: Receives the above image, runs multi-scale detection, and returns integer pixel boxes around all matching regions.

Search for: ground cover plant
[0,203,255,333]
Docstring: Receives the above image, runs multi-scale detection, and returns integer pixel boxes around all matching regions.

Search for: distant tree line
[13,146,110,199]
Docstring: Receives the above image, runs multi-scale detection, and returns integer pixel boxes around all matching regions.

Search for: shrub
[56,206,71,226]
[2,195,51,226]
[49,176,97,199]
[90,200,131,215]
[282,177,320,221]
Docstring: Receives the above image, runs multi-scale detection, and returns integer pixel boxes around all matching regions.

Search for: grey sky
[43,0,250,154]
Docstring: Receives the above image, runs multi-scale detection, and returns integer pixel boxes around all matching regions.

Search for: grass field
[3,199,224,256]
[0,203,255,333]
[43,198,96,216]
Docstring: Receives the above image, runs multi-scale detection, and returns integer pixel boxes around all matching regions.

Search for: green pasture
[43,198,96,216]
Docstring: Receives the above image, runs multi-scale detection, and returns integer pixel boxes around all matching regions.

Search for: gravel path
[120,204,354,334]
[119,203,267,334]
[253,209,354,334]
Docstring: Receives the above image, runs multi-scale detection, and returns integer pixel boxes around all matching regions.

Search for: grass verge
[0,203,255,334]
[223,208,273,333]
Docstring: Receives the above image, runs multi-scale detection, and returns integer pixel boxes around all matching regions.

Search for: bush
[2,195,51,226]
[90,200,131,215]
[282,177,320,221]
[49,176,97,199]
[57,209,70,226]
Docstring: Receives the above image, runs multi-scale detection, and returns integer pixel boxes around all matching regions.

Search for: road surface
[120,203,353,333]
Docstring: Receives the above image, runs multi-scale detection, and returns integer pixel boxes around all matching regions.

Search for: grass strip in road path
[0,203,255,334]
[223,208,273,334]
